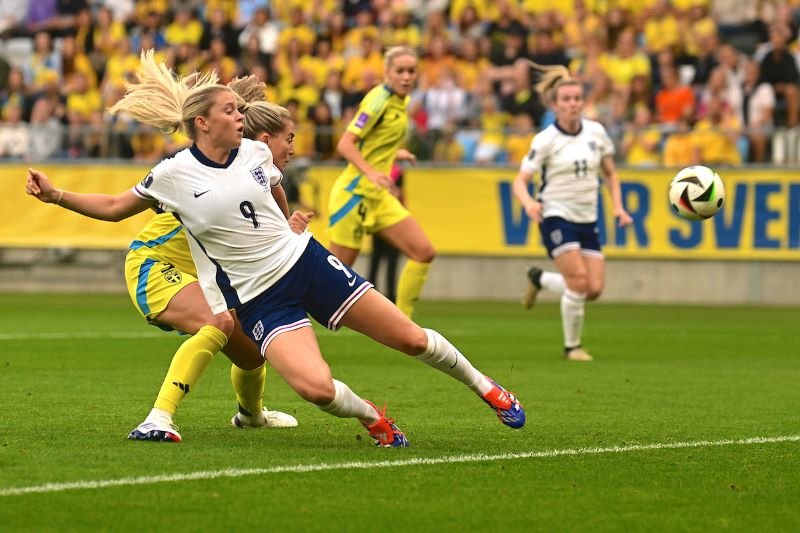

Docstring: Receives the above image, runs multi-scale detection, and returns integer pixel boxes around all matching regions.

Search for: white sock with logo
[561,289,586,349]
[416,328,492,395]
[319,379,379,424]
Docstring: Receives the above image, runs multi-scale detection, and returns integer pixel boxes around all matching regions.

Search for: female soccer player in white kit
[26,51,524,447]
[513,63,632,362]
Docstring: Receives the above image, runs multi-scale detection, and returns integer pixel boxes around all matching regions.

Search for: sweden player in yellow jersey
[329,46,435,319]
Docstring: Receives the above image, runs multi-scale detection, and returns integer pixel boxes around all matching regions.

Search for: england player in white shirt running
[513,63,633,362]
[26,51,525,447]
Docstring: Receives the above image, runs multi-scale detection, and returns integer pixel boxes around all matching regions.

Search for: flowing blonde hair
[109,49,228,139]
[528,61,581,105]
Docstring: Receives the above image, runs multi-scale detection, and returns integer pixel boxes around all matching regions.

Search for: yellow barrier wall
[1,164,154,248]
[3,164,799,260]
[302,166,800,261]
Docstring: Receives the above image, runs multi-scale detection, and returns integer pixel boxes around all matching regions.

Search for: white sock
[417,328,492,396]
[561,289,586,349]
[145,407,172,424]
[319,379,378,424]
[541,271,566,293]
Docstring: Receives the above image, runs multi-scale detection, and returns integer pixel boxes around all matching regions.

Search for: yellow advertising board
[0,164,154,249]
[2,163,798,261]
[301,166,800,261]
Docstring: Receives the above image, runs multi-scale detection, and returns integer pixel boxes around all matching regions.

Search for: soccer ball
[668,166,725,220]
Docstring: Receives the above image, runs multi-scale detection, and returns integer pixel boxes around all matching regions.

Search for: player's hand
[395,149,417,164]
[26,168,60,203]
[288,210,314,234]
[615,209,633,227]
[524,201,543,223]
[366,170,399,195]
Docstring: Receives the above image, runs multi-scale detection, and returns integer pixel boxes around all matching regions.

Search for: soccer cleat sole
[127,429,182,443]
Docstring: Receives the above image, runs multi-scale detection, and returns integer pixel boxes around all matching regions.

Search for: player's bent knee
[209,311,235,337]
[586,289,603,301]
[410,245,435,264]
[296,379,336,406]
[566,277,589,294]
[396,325,429,355]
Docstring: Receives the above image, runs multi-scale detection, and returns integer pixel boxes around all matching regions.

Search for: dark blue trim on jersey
[182,227,241,309]
[190,143,239,168]
[136,258,157,316]
[129,225,184,251]
[554,120,582,136]
[539,164,548,197]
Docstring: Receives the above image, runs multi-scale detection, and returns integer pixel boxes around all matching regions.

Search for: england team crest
[250,167,267,186]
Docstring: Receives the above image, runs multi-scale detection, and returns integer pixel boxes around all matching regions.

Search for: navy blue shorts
[539,217,603,259]
[236,238,373,354]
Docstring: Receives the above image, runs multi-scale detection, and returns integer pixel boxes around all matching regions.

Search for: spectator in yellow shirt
[419,35,458,90]
[692,95,743,166]
[164,8,203,47]
[65,71,103,156]
[600,28,651,91]
[454,38,490,93]
[622,105,662,167]
[383,7,421,49]
[200,37,238,85]
[663,119,699,167]
[341,36,384,92]
[60,35,97,90]
[432,122,466,163]
[278,6,316,54]
[504,113,535,164]
[475,96,510,164]
[92,7,127,57]
[643,0,681,54]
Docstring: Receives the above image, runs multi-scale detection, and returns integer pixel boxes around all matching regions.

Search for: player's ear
[259,133,270,144]
[195,115,209,133]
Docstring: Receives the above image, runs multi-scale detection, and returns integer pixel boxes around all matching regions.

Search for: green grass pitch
[0,293,798,531]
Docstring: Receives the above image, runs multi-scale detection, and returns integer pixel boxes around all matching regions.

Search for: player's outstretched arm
[26,168,152,222]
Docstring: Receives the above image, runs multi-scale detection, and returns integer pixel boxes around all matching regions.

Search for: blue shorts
[539,217,603,259]
[236,238,373,355]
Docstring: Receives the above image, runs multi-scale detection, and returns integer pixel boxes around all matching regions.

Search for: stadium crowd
[0,0,798,166]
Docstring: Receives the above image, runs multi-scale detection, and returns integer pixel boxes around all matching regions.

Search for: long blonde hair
[528,61,581,105]
[109,49,229,139]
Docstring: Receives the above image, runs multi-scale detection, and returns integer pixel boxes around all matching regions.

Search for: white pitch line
[0,332,168,341]
[1,434,797,498]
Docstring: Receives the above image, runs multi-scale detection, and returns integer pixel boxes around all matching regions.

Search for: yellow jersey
[336,84,409,198]
[128,212,196,277]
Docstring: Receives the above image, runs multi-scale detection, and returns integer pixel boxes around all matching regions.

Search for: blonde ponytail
[109,49,227,139]
[527,60,579,105]
[227,75,267,112]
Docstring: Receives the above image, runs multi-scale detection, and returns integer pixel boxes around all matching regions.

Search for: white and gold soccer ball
[668,165,726,220]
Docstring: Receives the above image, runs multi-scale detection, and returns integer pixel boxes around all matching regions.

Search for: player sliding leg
[339,289,525,429]
[265,328,409,447]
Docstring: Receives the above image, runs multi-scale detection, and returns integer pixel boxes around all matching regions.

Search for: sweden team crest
[250,167,267,186]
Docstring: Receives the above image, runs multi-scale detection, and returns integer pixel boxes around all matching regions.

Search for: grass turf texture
[0,293,798,531]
